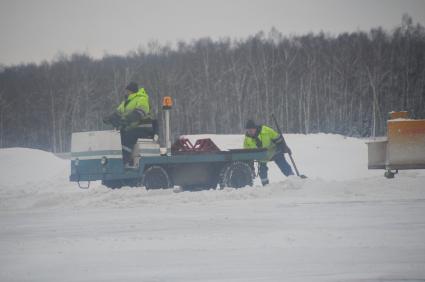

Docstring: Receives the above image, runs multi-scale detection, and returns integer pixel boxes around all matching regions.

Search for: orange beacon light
[162,96,173,109]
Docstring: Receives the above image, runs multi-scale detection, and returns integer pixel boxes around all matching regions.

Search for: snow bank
[0,148,68,188]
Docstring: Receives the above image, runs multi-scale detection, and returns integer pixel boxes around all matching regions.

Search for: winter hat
[245,119,257,129]
[125,82,139,93]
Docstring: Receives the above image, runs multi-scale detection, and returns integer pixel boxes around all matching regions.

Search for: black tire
[142,165,173,189]
[219,161,254,189]
[102,178,141,189]
[384,170,395,179]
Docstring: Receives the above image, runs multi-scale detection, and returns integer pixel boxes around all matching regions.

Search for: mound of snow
[0,148,68,188]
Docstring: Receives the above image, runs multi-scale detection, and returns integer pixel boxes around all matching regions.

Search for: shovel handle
[271,114,306,178]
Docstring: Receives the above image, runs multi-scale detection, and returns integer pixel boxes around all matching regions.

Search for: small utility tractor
[70,97,267,189]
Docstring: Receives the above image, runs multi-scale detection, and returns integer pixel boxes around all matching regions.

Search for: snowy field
[1,134,425,281]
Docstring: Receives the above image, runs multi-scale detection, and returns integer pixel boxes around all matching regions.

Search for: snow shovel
[271,114,307,179]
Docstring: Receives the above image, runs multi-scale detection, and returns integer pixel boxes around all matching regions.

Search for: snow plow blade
[367,111,425,177]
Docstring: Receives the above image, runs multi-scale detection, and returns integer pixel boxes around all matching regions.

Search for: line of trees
[1,15,424,152]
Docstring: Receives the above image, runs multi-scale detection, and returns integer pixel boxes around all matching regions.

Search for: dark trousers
[258,153,294,185]
[121,126,154,164]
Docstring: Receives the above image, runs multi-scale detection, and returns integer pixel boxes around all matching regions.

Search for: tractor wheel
[142,165,173,189]
[219,161,254,189]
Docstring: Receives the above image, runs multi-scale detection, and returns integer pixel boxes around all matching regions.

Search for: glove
[103,113,117,125]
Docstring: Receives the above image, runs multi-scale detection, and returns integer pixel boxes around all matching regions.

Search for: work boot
[124,158,137,169]
[261,178,269,186]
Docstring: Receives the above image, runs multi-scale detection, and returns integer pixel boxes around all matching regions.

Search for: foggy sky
[0,0,424,66]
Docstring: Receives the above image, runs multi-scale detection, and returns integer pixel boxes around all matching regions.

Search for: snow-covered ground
[1,134,424,281]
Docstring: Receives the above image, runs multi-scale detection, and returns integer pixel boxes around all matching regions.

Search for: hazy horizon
[1,0,425,66]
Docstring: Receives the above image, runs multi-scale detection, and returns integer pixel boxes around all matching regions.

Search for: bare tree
[0,16,424,151]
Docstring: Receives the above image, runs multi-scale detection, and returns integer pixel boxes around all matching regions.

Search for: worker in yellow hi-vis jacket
[103,82,155,165]
[243,119,294,185]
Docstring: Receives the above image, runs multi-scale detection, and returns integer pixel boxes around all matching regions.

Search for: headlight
[100,156,108,166]
[74,158,79,166]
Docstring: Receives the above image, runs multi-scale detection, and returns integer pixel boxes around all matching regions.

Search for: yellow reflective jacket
[243,125,281,160]
[117,88,151,130]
